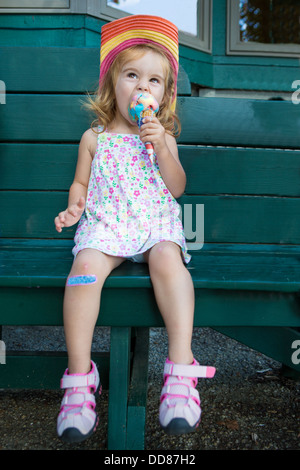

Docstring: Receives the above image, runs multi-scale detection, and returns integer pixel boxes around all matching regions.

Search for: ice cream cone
[141,109,155,160]
[128,93,159,163]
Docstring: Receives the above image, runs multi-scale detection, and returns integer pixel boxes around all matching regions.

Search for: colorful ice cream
[128,92,159,162]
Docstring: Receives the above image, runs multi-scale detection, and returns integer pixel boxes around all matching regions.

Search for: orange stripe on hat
[101,29,178,64]
[101,15,178,44]
[99,15,179,111]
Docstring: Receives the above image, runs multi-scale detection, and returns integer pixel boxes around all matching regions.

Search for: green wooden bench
[1,46,300,450]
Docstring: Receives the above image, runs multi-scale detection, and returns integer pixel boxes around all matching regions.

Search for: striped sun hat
[99,15,179,111]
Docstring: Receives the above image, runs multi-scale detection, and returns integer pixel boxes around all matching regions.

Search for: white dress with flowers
[72,129,191,264]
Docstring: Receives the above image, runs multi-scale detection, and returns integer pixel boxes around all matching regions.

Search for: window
[106,0,198,36]
[100,0,212,53]
[227,0,300,57]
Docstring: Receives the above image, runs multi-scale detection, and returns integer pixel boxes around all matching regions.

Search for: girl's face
[113,50,166,132]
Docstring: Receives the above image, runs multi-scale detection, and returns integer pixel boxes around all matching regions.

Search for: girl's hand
[54,196,85,233]
[139,116,167,155]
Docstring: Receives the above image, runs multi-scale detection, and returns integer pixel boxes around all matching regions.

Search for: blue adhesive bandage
[67,275,97,286]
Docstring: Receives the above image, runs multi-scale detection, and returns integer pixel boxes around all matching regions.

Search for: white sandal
[159,358,216,435]
[57,361,101,443]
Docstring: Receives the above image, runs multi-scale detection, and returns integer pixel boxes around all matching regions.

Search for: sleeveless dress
[72,129,191,264]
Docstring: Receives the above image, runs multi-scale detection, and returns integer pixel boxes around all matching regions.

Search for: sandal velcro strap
[160,383,200,403]
[60,372,98,390]
[163,395,201,412]
[164,362,216,379]
[61,391,96,408]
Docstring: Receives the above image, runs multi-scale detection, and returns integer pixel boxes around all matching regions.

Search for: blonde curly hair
[85,44,181,137]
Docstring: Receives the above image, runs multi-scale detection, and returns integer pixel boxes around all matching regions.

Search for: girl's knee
[67,250,105,286]
[148,242,183,276]
[67,249,125,285]
[70,251,97,275]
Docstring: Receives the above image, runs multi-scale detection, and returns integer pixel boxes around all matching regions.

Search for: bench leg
[107,327,131,450]
[126,327,149,450]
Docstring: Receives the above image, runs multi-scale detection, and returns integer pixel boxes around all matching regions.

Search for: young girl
[54,15,215,444]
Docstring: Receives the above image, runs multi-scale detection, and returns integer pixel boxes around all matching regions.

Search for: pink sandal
[159,358,216,435]
[57,360,101,443]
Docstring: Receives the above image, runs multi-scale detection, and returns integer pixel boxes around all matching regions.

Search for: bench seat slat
[1,241,300,292]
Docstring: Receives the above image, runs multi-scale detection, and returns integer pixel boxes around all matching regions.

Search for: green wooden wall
[0,0,299,92]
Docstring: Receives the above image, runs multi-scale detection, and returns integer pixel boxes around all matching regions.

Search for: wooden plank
[0,351,110,389]
[108,327,131,450]
[179,146,300,197]
[177,97,300,149]
[2,143,300,197]
[212,62,300,93]
[0,46,191,95]
[1,191,300,244]
[126,328,149,450]
[1,47,99,93]
[1,283,300,327]
[0,143,77,190]
[1,241,300,292]
[1,95,299,148]
[0,14,86,47]
[0,94,91,143]
[214,326,300,373]
[0,191,71,239]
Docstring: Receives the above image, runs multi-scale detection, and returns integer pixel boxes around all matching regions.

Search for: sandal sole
[59,414,99,444]
[161,417,200,436]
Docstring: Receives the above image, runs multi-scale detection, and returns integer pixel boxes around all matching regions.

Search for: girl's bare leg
[144,241,194,365]
[63,249,125,374]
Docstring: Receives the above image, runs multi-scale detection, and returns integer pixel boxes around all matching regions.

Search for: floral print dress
[72,129,191,264]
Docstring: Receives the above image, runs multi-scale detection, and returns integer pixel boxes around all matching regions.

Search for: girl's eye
[150,78,159,84]
[128,72,137,79]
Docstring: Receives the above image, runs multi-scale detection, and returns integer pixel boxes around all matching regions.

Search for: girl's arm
[140,117,186,198]
[54,129,94,232]
[155,132,186,198]
[68,129,94,205]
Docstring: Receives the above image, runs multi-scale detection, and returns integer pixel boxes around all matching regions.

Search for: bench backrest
[1,46,300,248]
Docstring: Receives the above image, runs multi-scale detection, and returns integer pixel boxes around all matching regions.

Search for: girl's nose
[137,81,149,92]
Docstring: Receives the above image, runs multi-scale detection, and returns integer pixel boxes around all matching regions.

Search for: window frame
[227,0,300,58]
[0,0,70,8]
